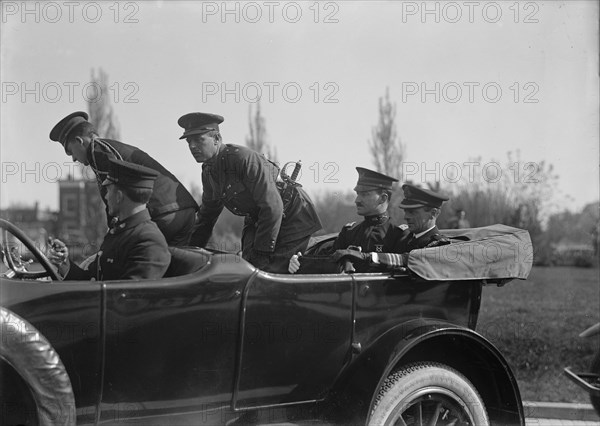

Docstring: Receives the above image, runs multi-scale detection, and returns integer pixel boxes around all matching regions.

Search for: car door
[99,257,252,422]
[234,272,354,409]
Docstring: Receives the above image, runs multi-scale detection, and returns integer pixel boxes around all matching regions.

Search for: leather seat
[164,247,211,278]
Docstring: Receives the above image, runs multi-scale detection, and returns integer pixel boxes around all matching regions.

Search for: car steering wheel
[0,219,61,281]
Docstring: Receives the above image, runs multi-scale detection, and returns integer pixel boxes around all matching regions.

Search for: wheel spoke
[416,401,423,426]
[397,415,408,426]
[426,401,442,426]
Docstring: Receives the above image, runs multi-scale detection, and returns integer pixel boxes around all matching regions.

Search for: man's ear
[378,192,389,205]
[115,188,124,204]
[430,207,440,219]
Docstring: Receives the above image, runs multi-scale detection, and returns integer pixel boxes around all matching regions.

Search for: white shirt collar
[414,225,435,239]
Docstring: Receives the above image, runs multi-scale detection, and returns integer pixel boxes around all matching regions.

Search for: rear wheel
[369,362,489,426]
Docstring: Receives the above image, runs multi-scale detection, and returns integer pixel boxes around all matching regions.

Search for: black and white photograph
[1,1,598,425]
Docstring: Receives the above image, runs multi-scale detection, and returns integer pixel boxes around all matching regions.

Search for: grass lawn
[477,266,600,403]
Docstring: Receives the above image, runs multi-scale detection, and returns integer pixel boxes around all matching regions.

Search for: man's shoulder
[223,144,254,157]
[341,221,361,231]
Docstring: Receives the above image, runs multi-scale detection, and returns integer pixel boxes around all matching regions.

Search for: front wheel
[369,362,489,426]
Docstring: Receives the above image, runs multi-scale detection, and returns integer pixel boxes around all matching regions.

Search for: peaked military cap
[49,111,89,147]
[354,167,398,192]
[399,183,449,209]
[101,158,159,190]
[178,112,224,140]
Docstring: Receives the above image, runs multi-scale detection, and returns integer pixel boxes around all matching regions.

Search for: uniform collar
[364,213,389,225]
[414,225,437,239]
[202,143,226,169]
[110,209,151,234]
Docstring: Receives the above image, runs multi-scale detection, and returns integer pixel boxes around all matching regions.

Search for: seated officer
[289,167,409,273]
[332,183,451,270]
[48,158,171,281]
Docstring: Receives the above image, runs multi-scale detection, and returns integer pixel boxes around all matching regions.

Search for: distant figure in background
[457,209,470,229]
[449,209,470,229]
[49,111,198,246]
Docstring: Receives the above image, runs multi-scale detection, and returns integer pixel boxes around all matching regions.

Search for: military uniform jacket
[376,226,451,269]
[191,144,322,253]
[330,215,410,273]
[66,210,171,281]
[87,138,198,219]
[333,214,410,253]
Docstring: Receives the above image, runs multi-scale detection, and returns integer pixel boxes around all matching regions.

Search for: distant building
[57,174,105,260]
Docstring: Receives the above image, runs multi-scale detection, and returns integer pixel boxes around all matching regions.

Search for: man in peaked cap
[48,158,171,281]
[177,112,322,273]
[49,111,198,246]
[331,182,451,270]
[289,167,410,273]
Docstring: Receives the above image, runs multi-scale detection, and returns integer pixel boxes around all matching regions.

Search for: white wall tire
[369,362,489,426]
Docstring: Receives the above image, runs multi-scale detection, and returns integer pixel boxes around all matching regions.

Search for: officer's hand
[332,249,370,263]
[47,238,70,275]
[288,252,302,274]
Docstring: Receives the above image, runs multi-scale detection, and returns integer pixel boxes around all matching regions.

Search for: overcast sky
[1,1,598,214]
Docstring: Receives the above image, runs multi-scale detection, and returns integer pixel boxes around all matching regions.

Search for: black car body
[0,219,532,425]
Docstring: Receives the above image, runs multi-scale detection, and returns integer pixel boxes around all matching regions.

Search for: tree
[439,151,560,264]
[87,68,120,140]
[246,101,277,162]
[368,87,405,179]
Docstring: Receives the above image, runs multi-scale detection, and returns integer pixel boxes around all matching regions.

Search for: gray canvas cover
[407,224,533,281]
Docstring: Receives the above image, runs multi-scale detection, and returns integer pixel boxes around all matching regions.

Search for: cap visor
[354,184,386,192]
[179,128,213,140]
[399,201,427,209]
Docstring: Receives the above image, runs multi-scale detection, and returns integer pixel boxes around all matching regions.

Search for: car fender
[329,319,524,426]
[0,307,76,426]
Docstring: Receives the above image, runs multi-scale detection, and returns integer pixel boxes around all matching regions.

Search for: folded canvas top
[407,224,533,281]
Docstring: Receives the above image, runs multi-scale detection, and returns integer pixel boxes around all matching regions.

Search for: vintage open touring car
[0,218,532,425]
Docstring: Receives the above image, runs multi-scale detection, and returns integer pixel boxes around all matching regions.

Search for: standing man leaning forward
[48,158,171,281]
[289,167,410,273]
[177,112,322,273]
[50,111,198,246]
[332,183,451,270]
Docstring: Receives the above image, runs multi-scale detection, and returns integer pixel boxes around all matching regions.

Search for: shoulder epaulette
[426,234,451,248]
[398,224,409,230]
[343,221,356,229]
